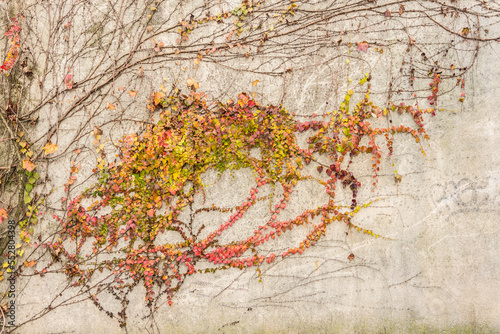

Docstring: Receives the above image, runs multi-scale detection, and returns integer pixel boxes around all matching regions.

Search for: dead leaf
[93,125,103,136]
[348,253,355,261]
[42,142,58,155]
[106,102,116,110]
[138,66,144,77]
[187,78,195,87]
[1,302,8,314]
[252,80,260,86]
[129,90,137,97]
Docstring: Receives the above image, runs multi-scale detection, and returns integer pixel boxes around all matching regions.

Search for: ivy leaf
[0,208,7,224]
[23,159,36,172]
[65,74,73,89]
[154,92,165,105]
[42,142,58,155]
[24,195,32,204]
[357,41,369,52]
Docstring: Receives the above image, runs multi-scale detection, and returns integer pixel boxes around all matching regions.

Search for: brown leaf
[348,253,355,261]
[93,125,103,136]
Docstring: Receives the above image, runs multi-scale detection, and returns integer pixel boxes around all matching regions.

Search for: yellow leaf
[194,58,201,65]
[129,90,137,97]
[42,142,58,155]
[23,159,36,172]
[2,262,8,268]
[107,102,116,110]
[252,80,259,86]
[187,78,195,87]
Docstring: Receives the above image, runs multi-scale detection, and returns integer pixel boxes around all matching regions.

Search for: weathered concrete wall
[0,0,499,333]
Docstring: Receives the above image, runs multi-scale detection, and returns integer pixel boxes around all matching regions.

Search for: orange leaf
[154,92,165,105]
[129,90,137,97]
[23,159,36,172]
[187,78,194,87]
[42,142,58,155]
[107,102,116,110]
[252,80,260,86]
[147,209,155,217]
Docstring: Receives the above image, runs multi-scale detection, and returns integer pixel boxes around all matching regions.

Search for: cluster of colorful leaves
[1,17,21,74]
[41,76,435,324]
[427,73,441,108]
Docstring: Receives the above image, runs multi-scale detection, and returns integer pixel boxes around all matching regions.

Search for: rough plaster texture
[0,0,499,333]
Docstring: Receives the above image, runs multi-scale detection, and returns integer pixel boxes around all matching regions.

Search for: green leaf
[24,195,32,204]
[25,184,33,192]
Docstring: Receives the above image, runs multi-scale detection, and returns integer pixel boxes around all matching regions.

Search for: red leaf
[65,74,73,89]
[357,41,369,52]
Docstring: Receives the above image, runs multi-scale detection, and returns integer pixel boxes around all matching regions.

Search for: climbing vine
[0,0,498,331]
[30,74,436,326]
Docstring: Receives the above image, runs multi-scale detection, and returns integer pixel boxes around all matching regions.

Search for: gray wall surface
[0,0,499,333]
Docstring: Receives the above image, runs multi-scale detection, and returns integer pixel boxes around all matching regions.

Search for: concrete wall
[1,0,499,333]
